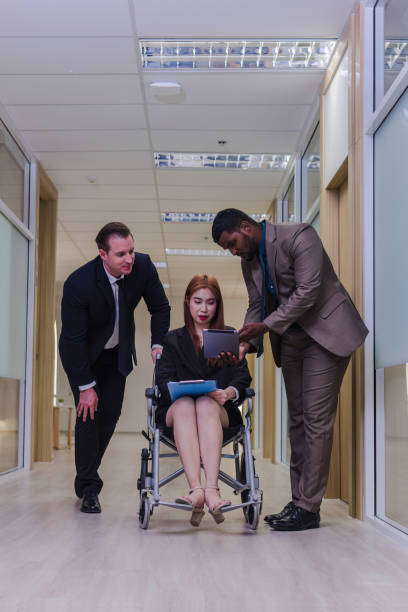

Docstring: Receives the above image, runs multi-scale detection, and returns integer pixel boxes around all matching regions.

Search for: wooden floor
[1,433,408,612]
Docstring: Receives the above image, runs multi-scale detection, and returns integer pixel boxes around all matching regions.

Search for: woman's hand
[208,387,235,406]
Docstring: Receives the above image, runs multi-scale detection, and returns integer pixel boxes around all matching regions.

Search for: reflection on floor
[386,438,408,530]
[0,431,18,472]
[1,433,408,612]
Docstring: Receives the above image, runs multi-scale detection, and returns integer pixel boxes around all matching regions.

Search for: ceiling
[0,0,358,298]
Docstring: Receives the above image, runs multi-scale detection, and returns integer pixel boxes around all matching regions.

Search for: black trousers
[71,347,126,497]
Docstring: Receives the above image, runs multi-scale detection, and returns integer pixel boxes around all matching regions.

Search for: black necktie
[116,278,133,377]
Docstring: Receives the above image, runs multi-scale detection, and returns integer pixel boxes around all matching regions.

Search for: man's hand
[215,341,251,365]
[151,346,163,363]
[77,388,98,422]
[239,322,268,343]
[238,341,251,360]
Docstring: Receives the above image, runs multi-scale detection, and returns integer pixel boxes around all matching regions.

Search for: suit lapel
[265,222,279,295]
[95,257,115,312]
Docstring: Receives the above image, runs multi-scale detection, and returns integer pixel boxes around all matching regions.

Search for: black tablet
[202,328,239,358]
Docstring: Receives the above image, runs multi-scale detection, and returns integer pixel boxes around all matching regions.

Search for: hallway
[1,433,408,612]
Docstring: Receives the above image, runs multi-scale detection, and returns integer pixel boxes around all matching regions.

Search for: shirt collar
[103,264,124,286]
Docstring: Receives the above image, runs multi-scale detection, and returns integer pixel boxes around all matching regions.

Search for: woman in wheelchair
[156,274,251,526]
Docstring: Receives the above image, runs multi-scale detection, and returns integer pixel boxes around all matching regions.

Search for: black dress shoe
[80,492,101,514]
[271,505,320,531]
[264,501,295,524]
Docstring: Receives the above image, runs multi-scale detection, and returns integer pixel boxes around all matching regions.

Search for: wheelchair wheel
[138,494,150,529]
[246,503,260,530]
[239,452,250,518]
[137,448,149,491]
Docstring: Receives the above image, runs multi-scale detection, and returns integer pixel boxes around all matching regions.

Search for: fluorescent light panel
[154,152,290,170]
[166,248,231,256]
[161,212,269,223]
[141,39,336,70]
[153,261,167,268]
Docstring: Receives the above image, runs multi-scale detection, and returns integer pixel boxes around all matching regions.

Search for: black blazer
[59,254,170,387]
[156,326,251,424]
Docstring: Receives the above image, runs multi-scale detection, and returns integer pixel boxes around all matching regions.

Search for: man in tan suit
[212,209,368,530]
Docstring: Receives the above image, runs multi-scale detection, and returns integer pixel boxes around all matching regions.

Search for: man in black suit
[59,222,170,513]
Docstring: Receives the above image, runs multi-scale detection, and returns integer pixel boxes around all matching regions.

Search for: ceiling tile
[156,168,283,187]
[37,151,152,171]
[58,210,161,223]
[148,104,309,131]
[6,105,147,130]
[0,37,138,75]
[0,0,133,36]
[158,199,270,213]
[0,75,142,105]
[59,198,159,211]
[57,185,157,198]
[20,129,150,152]
[158,185,274,201]
[144,72,322,106]
[133,0,355,38]
[48,169,155,186]
[151,129,298,152]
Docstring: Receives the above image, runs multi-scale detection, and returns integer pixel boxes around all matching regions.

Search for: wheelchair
[137,364,263,530]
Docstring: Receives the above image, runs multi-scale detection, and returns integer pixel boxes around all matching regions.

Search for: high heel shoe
[175,486,205,527]
[205,485,231,524]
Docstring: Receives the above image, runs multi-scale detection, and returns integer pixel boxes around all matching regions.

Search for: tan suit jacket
[242,222,368,367]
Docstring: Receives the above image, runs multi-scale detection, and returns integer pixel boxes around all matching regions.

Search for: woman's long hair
[184,274,225,355]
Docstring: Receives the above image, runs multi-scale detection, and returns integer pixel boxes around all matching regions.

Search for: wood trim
[320,5,366,517]
[262,339,275,460]
[31,164,58,463]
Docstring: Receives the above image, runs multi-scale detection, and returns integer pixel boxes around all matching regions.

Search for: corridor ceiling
[0,0,358,297]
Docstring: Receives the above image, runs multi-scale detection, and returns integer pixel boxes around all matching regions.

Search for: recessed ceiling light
[161,212,269,223]
[154,152,290,170]
[166,248,231,256]
[87,175,97,183]
[140,39,336,71]
[148,81,183,98]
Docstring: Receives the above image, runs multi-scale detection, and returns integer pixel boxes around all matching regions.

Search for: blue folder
[167,379,217,403]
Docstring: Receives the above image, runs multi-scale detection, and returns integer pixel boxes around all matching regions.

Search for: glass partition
[301,124,321,226]
[0,212,29,473]
[284,177,295,223]
[374,84,408,532]
[384,0,408,95]
[0,120,27,223]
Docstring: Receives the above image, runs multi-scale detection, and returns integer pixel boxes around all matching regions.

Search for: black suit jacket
[156,326,251,421]
[59,254,170,387]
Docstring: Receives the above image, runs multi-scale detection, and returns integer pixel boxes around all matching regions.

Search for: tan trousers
[280,327,350,513]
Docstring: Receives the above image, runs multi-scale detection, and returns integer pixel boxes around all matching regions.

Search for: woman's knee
[166,397,195,424]
[195,396,222,421]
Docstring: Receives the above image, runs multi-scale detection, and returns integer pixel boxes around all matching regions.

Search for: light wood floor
[1,433,408,612]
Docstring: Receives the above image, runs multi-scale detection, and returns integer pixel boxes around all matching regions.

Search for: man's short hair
[95,222,133,252]
[211,208,258,243]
